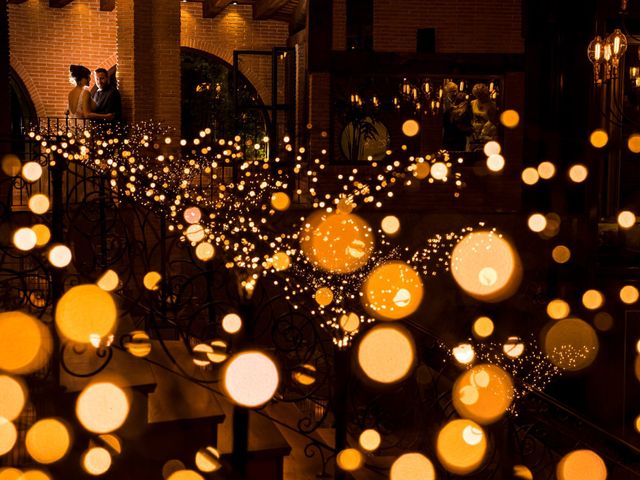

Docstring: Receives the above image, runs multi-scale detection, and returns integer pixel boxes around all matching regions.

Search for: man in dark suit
[92,68,122,121]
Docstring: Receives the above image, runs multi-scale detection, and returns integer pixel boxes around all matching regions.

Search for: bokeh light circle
[544,318,599,371]
[82,447,112,476]
[76,383,130,433]
[223,351,279,407]
[359,429,381,452]
[402,119,420,137]
[557,449,607,480]
[25,418,71,464]
[13,228,37,251]
[436,419,487,475]
[453,364,514,425]
[222,313,242,334]
[390,453,436,480]
[271,192,291,211]
[357,325,415,384]
[450,231,521,302]
[473,316,494,338]
[0,419,17,456]
[621,285,639,304]
[48,245,72,268]
[336,448,363,471]
[362,261,423,320]
[195,446,221,473]
[56,285,117,343]
[0,376,26,422]
[569,164,588,183]
[0,311,52,374]
[300,211,374,274]
[28,194,50,215]
[314,287,334,307]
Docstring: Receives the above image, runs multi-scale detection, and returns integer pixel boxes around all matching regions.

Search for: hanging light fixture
[588,30,627,84]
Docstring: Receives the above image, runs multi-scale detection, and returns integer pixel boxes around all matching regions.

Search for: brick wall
[8,0,117,118]
[331,0,523,54]
[8,0,290,120]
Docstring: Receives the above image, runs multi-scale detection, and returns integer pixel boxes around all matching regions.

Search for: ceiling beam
[290,0,306,34]
[202,0,229,18]
[254,0,290,19]
[100,0,115,11]
[49,0,74,7]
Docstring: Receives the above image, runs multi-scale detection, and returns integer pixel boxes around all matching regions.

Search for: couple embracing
[68,65,121,121]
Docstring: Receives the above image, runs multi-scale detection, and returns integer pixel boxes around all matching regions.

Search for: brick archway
[10,55,46,119]
[180,38,269,106]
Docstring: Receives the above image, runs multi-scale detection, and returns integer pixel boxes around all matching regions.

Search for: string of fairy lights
[1,111,638,479]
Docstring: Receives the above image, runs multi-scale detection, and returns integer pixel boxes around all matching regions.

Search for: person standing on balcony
[67,65,114,120]
[92,68,122,121]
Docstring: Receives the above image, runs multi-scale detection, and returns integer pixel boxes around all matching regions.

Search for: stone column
[116,0,181,132]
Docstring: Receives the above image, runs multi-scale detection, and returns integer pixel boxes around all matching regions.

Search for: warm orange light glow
[314,287,334,307]
[22,162,43,182]
[124,330,152,358]
[0,376,26,422]
[513,465,534,479]
[473,316,494,338]
[486,154,505,172]
[82,447,112,476]
[0,468,23,480]
[25,418,71,464]
[195,242,215,261]
[618,210,636,229]
[450,231,521,302]
[97,270,119,292]
[500,110,520,128]
[547,299,570,319]
[162,460,186,480]
[359,429,381,452]
[521,167,539,185]
[620,285,639,304]
[271,192,291,211]
[1,154,21,176]
[0,419,17,456]
[222,313,242,334]
[56,285,117,343]
[195,446,221,473]
[402,119,420,137]
[430,162,448,180]
[582,289,604,310]
[568,164,588,183]
[453,364,514,425]
[76,383,130,433]
[48,245,72,268]
[628,134,640,153]
[362,261,423,320]
[590,129,608,148]
[223,351,279,407]
[336,448,363,471]
[185,224,206,243]
[452,343,475,365]
[292,364,317,386]
[436,419,487,475]
[17,470,50,480]
[28,194,50,215]
[183,207,202,224]
[31,224,51,247]
[528,213,547,232]
[339,312,360,333]
[537,161,556,179]
[167,471,205,480]
[13,227,37,251]
[381,215,400,235]
[0,311,52,374]
[357,325,415,384]
[503,336,525,358]
[483,141,501,156]
[143,271,162,290]
[300,211,374,274]
[593,312,614,332]
[557,450,607,480]
[390,452,436,480]
[414,162,430,179]
[552,245,571,264]
[271,251,290,271]
[544,318,599,371]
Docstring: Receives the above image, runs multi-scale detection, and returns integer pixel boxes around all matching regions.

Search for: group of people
[67,65,122,121]
[442,82,498,152]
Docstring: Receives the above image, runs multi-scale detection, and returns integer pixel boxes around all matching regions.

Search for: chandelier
[587,29,628,85]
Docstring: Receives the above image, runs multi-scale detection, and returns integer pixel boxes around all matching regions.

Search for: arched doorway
[9,67,36,136]
[180,48,267,141]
